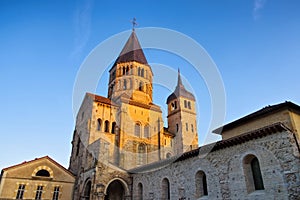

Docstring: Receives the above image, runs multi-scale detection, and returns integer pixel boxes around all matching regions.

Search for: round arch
[82,179,92,200]
[32,166,53,178]
[104,178,130,197]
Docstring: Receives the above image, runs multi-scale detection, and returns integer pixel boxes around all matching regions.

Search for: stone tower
[107,30,153,104]
[166,69,198,154]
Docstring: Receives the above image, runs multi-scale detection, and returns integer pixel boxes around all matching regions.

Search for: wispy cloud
[253,0,267,20]
[71,0,94,58]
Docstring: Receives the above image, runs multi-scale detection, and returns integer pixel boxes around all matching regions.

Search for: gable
[2,157,74,182]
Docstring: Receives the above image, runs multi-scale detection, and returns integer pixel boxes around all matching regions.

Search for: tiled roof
[213,101,300,134]
[175,122,290,162]
[128,122,291,173]
[1,156,75,177]
[86,93,119,106]
[114,30,148,65]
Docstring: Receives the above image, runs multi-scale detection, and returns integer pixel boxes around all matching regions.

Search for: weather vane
[131,17,138,30]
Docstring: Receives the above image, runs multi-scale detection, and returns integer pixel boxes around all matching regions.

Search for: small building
[0,156,75,200]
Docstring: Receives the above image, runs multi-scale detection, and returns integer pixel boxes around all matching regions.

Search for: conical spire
[177,68,183,87]
[166,68,195,104]
[114,30,148,65]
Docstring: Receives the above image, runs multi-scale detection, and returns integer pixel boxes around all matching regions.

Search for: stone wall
[132,130,300,199]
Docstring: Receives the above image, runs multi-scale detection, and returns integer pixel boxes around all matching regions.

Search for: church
[67,29,300,199]
[1,29,300,200]
[68,29,199,199]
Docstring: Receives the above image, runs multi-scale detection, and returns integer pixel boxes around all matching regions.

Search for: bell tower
[108,30,153,105]
[166,69,198,154]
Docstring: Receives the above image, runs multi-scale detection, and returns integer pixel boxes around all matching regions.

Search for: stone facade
[67,29,300,200]
[131,124,300,199]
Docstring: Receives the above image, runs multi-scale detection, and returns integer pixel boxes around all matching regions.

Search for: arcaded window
[97,118,102,131]
[137,183,143,200]
[171,103,175,111]
[141,68,144,77]
[122,67,125,75]
[138,143,146,165]
[36,169,50,177]
[52,186,60,200]
[139,82,143,91]
[195,171,208,198]
[104,120,110,132]
[123,79,127,90]
[243,154,264,193]
[135,123,141,137]
[161,178,170,200]
[111,122,116,134]
[126,66,129,75]
[35,186,43,200]
[16,184,25,199]
[144,125,150,138]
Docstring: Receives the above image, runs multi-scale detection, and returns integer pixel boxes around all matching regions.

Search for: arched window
[141,68,144,77]
[36,169,50,177]
[122,67,125,75]
[174,101,177,109]
[105,120,110,132]
[111,122,116,134]
[171,103,175,111]
[243,155,264,193]
[176,124,179,132]
[135,123,141,137]
[139,82,143,91]
[144,125,150,138]
[123,79,127,90]
[138,143,146,165]
[83,181,91,200]
[126,66,129,75]
[129,79,132,89]
[191,124,194,132]
[188,101,191,109]
[195,171,208,198]
[161,178,170,200]
[138,67,141,76]
[97,118,102,131]
[184,100,187,108]
[137,183,143,200]
[166,153,172,158]
[186,123,188,131]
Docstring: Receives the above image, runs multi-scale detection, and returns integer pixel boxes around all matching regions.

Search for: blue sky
[0,0,300,170]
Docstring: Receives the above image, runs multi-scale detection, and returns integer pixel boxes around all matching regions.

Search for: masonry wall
[132,130,300,199]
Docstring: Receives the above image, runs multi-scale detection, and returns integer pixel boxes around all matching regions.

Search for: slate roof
[166,69,195,104]
[114,30,148,65]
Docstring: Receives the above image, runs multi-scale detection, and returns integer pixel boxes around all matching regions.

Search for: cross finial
[131,17,138,31]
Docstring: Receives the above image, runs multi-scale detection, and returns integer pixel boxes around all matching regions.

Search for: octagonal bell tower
[166,69,198,154]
